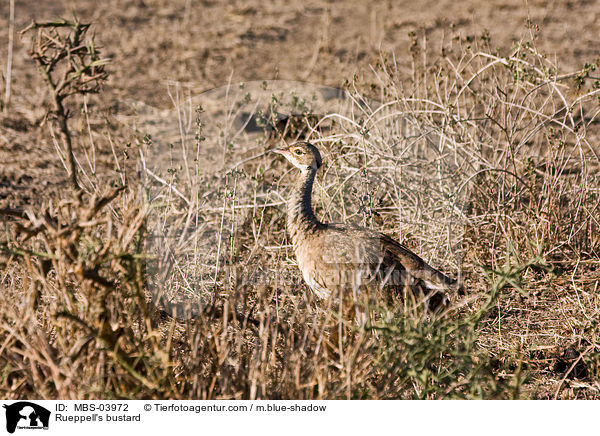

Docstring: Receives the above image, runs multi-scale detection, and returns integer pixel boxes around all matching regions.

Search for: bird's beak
[272,147,290,157]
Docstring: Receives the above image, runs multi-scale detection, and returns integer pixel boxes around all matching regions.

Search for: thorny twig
[21,18,110,190]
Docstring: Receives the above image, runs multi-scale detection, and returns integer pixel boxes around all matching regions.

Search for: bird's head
[273,142,322,172]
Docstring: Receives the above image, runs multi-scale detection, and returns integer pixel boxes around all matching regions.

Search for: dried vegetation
[1,17,599,399]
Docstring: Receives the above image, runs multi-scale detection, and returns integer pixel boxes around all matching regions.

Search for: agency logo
[2,402,50,434]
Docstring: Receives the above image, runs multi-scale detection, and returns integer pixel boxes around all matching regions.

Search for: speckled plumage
[275,142,461,306]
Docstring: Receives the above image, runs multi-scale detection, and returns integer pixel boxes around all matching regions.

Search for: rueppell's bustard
[274,142,462,310]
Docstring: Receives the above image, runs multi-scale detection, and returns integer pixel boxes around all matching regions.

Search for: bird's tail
[421,263,464,295]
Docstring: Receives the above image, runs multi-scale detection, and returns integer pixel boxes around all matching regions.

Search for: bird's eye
[294,149,303,156]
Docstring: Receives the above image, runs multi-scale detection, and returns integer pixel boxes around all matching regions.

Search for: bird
[274,141,462,313]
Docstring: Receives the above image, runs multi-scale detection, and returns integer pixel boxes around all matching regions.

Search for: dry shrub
[0,189,513,399]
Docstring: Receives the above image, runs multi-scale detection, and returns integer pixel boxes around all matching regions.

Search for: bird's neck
[287,168,322,241]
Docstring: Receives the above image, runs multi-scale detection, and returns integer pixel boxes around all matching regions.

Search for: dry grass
[1,19,600,399]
